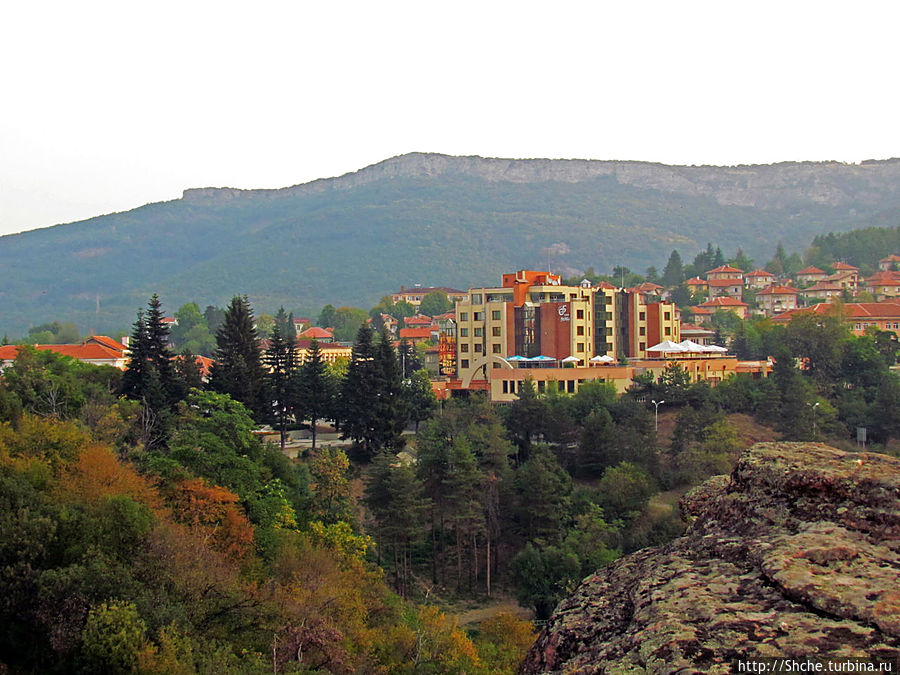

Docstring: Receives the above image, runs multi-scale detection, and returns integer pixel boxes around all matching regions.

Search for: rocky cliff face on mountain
[183,153,900,210]
[522,443,900,674]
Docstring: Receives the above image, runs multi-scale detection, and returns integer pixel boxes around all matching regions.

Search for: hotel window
[577,309,584,319]
[640,342,645,351]
[639,312,646,320]
[577,343,584,352]
[474,312,484,321]
[576,326,584,335]
[475,344,483,353]
[538,381,546,393]
[492,326,501,337]
[492,344,501,353]
[459,312,468,321]
[639,327,646,336]
[461,343,469,352]
[492,310,501,320]
[502,381,509,394]
[567,380,575,393]
[461,359,469,368]
[665,327,671,335]
[460,328,468,337]
[471,294,483,304]
[474,327,483,337]
[664,312,671,320]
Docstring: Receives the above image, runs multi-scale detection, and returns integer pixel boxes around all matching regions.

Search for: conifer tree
[210,295,267,419]
[373,329,406,452]
[265,324,297,452]
[296,339,335,450]
[274,306,297,341]
[661,250,684,287]
[365,453,430,597]
[339,323,380,457]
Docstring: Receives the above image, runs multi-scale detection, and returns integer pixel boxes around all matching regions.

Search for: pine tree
[145,294,177,403]
[265,324,297,452]
[339,323,380,457]
[296,339,335,450]
[373,329,406,452]
[210,295,268,419]
[661,250,684,287]
[274,306,297,341]
[121,298,178,448]
[120,309,150,402]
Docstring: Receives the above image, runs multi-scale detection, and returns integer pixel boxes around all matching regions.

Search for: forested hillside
[1,153,898,336]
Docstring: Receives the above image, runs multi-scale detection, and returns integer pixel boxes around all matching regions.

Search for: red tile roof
[744,269,774,278]
[698,297,749,308]
[85,335,128,352]
[298,326,333,339]
[707,278,743,287]
[866,271,900,286]
[594,281,618,289]
[685,277,708,285]
[706,265,743,274]
[633,282,663,292]
[404,315,433,325]
[0,343,125,362]
[798,282,843,293]
[797,266,826,275]
[758,285,799,295]
[399,327,434,340]
[831,262,859,271]
[772,302,900,323]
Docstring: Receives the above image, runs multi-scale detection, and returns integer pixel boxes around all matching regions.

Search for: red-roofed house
[404,315,434,327]
[831,262,859,272]
[757,285,799,316]
[684,277,709,296]
[743,269,775,290]
[771,302,900,337]
[798,282,844,304]
[864,271,900,301]
[796,266,828,286]
[297,326,334,342]
[706,265,744,281]
[696,296,749,319]
[824,269,860,295]
[707,278,744,300]
[0,338,129,370]
[399,326,436,345]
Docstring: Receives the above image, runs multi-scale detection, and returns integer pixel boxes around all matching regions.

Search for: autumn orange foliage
[55,442,161,511]
[169,478,255,560]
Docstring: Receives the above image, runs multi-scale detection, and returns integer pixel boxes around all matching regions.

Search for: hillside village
[7,251,900,407]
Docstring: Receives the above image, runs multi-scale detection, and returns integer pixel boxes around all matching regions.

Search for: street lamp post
[651,399,665,433]
[810,401,820,438]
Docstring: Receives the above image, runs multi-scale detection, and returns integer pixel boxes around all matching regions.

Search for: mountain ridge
[1,152,899,337]
[181,152,900,209]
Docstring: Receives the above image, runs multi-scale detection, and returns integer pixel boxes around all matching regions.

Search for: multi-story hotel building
[454,271,679,385]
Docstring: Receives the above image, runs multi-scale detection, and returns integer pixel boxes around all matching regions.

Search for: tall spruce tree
[296,339,335,450]
[121,296,179,448]
[210,295,268,419]
[265,324,297,452]
[339,323,380,457]
[373,329,406,452]
[661,250,684,287]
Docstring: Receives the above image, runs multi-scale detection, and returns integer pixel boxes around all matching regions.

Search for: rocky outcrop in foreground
[522,443,900,673]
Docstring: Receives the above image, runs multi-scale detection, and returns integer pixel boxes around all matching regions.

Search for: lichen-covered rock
[522,443,900,674]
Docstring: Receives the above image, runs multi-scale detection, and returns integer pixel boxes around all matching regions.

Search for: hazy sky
[2,1,898,237]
